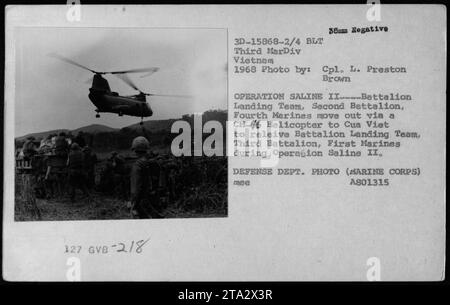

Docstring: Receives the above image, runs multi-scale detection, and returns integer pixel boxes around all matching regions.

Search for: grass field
[15,183,227,221]
[14,150,227,221]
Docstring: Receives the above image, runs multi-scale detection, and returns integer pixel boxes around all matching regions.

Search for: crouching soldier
[129,136,163,219]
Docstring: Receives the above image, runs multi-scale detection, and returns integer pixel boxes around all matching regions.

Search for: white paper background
[3,5,446,281]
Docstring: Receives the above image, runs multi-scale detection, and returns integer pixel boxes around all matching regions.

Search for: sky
[14,27,227,137]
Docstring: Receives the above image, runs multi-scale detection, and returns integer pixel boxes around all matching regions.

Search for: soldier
[110,151,124,169]
[67,143,89,202]
[66,132,74,146]
[73,131,86,148]
[51,134,57,147]
[129,136,163,219]
[110,151,127,198]
[38,134,54,155]
[22,136,37,160]
[55,132,69,157]
[82,146,97,189]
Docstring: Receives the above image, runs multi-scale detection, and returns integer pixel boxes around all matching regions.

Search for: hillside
[122,118,178,133]
[17,124,117,141]
[16,110,228,152]
[121,110,227,133]
[16,129,70,142]
[73,124,118,134]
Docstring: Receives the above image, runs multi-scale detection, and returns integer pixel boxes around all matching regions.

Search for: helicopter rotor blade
[140,70,160,78]
[109,67,159,75]
[144,93,192,98]
[114,73,141,91]
[50,53,159,76]
[49,53,98,73]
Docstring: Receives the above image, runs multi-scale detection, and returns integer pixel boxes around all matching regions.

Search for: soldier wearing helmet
[129,136,163,219]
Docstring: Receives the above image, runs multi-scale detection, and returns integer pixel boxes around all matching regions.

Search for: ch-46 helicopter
[50,53,191,125]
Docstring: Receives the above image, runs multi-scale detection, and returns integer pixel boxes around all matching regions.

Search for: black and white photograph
[3,4,446,285]
[14,27,228,221]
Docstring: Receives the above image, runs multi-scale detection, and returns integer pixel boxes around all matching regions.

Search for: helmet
[71,143,80,150]
[131,136,150,152]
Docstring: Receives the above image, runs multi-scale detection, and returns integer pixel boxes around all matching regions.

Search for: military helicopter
[50,53,190,125]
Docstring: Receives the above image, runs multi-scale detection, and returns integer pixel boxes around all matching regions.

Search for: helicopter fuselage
[51,55,164,124]
[88,74,153,118]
